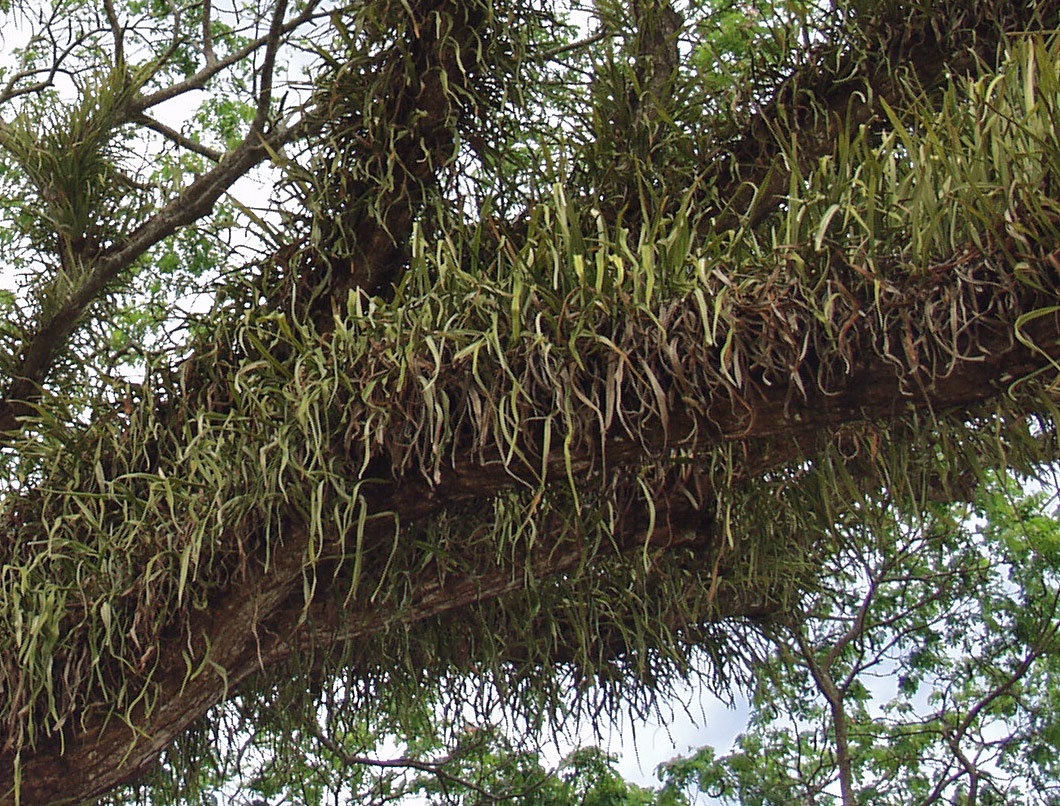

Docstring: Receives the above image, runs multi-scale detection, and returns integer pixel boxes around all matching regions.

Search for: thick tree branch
[0,470,715,805]
[2,4,1060,803]
[2,244,1060,804]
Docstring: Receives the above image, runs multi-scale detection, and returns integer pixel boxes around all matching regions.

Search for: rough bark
[2,247,1058,804]
[1,2,1058,803]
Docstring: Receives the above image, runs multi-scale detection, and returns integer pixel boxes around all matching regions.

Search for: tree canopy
[1,0,1060,802]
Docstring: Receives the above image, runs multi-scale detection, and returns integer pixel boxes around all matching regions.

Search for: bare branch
[102,0,124,67]
[135,112,223,161]
[0,13,101,109]
[824,572,880,672]
[251,0,290,134]
[955,645,1048,741]
[915,766,967,806]
[127,0,328,117]
[789,624,856,806]
[542,27,613,61]
[309,726,516,803]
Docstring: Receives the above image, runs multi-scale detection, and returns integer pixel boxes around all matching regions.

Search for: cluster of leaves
[171,473,1060,806]
[646,475,1060,805]
[3,1,1060,802]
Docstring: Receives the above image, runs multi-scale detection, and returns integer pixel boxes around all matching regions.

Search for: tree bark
[1,246,1059,804]
[2,2,1060,803]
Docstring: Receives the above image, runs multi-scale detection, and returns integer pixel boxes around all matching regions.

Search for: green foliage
[655,475,1060,805]
[168,465,1060,806]
[1,1,1060,803]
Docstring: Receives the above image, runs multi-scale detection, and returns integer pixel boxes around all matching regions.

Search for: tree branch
[126,0,328,117]
[0,471,717,804]
[1,5,1059,803]
[0,11,101,109]
[309,726,518,803]
[542,27,613,61]
[101,0,124,68]
[0,115,316,439]
[0,0,331,440]
[704,1,1060,233]
[790,625,856,806]
[202,0,217,66]
[2,242,1060,804]
[135,112,224,161]
[250,0,290,135]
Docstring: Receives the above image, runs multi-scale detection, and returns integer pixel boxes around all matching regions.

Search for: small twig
[542,28,612,61]
[309,725,506,802]
[166,0,182,52]
[136,113,223,162]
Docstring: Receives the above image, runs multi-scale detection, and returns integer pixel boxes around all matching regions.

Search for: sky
[586,681,750,789]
